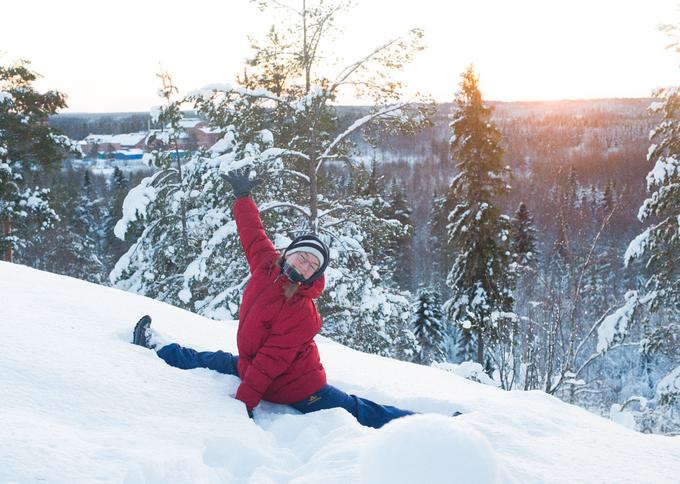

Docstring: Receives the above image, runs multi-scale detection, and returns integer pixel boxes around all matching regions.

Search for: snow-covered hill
[2,261,679,483]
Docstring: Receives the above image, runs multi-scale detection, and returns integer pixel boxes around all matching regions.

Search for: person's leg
[156,343,240,377]
[290,384,415,429]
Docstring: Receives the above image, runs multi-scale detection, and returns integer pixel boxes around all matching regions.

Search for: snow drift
[1,261,679,483]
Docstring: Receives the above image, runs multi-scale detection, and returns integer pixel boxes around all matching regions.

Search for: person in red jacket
[132,168,415,428]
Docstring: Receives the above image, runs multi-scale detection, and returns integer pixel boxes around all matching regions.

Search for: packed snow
[2,261,680,483]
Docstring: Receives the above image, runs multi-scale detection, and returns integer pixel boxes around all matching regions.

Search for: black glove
[247,407,254,419]
[221,168,261,199]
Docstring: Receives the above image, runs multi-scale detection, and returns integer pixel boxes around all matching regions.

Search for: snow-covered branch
[259,201,310,219]
[318,206,347,219]
[320,218,350,229]
[186,83,281,103]
[573,342,641,383]
[276,168,310,184]
[624,216,671,266]
[330,36,403,93]
[572,305,616,362]
[216,148,310,175]
[316,102,409,173]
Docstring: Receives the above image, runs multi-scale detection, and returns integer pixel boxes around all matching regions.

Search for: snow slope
[1,261,679,483]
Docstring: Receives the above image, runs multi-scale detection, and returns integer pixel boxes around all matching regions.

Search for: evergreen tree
[510,202,541,389]
[110,70,250,307]
[112,167,127,192]
[0,60,75,262]
[566,165,579,210]
[384,182,414,291]
[621,82,680,430]
[427,192,453,296]
[112,0,431,359]
[359,160,394,274]
[552,209,570,262]
[411,287,446,364]
[363,159,385,199]
[443,65,515,365]
[102,167,132,274]
[510,202,537,268]
[625,87,680,314]
[28,170,104,282]
[75,171,107,280]
[602,180,615,215]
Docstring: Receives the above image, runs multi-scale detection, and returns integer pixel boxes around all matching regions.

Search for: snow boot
[132,315,155,349]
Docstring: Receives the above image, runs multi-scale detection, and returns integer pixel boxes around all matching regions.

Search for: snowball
[609,404,636,430]
[178,288,192,304]
[259,129,274,145]
[359,415,508,484]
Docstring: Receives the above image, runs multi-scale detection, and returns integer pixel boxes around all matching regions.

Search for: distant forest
[50,97,655,291]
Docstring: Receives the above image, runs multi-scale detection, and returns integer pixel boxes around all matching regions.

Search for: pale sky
[2,0,678,112]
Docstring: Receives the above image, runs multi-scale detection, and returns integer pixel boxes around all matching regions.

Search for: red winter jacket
[233,196,327,410]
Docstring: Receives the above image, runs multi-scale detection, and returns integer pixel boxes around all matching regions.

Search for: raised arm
[233,196,277,271]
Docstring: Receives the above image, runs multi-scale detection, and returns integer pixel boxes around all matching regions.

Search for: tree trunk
[302,0,310,94]
[476,326,484,365]
[309,154,318,232]
[174,141,188,250]
[3,217,12,262]
[302,0,317,231]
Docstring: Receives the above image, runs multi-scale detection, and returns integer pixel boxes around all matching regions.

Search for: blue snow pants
[156,343,414,429]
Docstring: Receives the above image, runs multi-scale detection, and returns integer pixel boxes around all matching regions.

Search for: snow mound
[3,261,680,483]
[360,414,509,484]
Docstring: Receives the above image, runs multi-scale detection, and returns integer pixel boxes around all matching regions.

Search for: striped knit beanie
[284,234,330,283]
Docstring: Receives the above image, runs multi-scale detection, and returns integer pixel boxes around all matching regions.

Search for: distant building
[79,132,147,157]
[175,118,221,150]
[78,117,222,159]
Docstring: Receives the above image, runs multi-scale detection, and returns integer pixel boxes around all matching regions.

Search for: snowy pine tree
[71,171,106,281]
[510,202,537,269]
[443,65,515,366]
[620,81,680,433]
[112,0,430,359]
[385,183,414,292]
[602,180,616,216]
[411,287,446,364]
[24,169,105,282]
[428,192,454,297]
[624,89,680,314]
[0,60,76,262]
[110,72,278,313]
[102,167,132,273]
